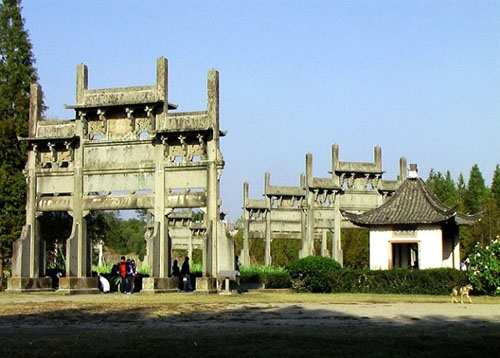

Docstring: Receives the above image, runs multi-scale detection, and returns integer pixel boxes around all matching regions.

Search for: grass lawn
[0,291,499,357]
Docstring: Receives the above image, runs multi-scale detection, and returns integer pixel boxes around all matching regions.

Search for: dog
[451,284,473,304]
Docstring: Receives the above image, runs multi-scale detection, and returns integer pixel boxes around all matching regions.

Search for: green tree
[0,0,39,289]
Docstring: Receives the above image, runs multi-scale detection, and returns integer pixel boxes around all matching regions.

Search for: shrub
[289,256,342,292]
[467,238,500,295]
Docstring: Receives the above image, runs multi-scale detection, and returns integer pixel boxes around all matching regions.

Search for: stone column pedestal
[195,277,217,294]
[58,277,99,295]
[142,277,179,293]
[7,277,53,293]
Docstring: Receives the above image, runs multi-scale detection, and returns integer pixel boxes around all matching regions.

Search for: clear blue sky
[22,0,500,220]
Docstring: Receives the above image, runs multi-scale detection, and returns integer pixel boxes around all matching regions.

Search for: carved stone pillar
[8,85,52,292]
[321,229,328,257]
[332,193,343,266]
[241,182,251,265]
[299,207,307,258]
[242,211,251,266]
[142,141,176,293]
[188,229,193,261]
[58,105,98,294]
[65,210,89,277]
[205,69,221,278]
[265,209,272,266]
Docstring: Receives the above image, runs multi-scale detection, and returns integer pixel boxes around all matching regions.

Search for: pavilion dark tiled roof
[341,177,481,227]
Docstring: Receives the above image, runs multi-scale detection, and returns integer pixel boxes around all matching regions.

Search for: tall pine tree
[0,0,39,289]
[457,173,466,212]
[491,164,500,210]
[426,169,458,207]
[463,164,488,214]
[461,165,491,257]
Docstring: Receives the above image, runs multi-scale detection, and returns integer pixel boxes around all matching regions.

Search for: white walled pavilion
[342,165,480,270]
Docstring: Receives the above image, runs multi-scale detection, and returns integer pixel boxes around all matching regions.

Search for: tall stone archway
[8,58,232,293]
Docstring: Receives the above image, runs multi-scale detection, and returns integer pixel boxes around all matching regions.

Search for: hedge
[240,265,291,288]
[328,268,468,295]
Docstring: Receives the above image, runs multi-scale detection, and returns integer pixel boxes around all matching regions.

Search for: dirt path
[0,294,498,329]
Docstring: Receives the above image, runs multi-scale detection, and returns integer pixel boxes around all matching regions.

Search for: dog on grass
[451,284,473,304]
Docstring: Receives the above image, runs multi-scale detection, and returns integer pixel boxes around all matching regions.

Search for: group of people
[113,256,138,294]
[172,256,192,291]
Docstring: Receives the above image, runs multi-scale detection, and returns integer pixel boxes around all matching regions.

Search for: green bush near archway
[289,256,342,292]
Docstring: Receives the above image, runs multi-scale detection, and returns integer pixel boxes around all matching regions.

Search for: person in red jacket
[118,256,129,293]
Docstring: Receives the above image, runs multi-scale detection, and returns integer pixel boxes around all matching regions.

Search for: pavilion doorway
[391,242,419,269]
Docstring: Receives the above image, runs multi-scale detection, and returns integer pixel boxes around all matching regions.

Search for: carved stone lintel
[373,174,381,189]
[313,189,319,202]
[347,173,355,189]
[79,111,88,136]
[363,174,370,189]
[47,142,57,163]
[97,109,107,135]
[145,106,155,129]
[319,191,327,205]
[64,141,74,162]
[161,135,170,160]
[340,173,346,188]
[178,135,187,162]
[197,134,207,159]
[125,107,135,132]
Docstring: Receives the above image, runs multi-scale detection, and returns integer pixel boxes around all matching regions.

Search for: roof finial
[408,164,418,179]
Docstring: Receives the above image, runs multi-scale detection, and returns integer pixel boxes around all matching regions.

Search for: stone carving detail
[88,119,105,138]
[249,209,267,221]
[37,141,75,169]
[161,134,208,164]
[135,117,152,134]
[191,227,207,237]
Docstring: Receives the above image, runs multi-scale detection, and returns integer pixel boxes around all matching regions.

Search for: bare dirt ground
[0,292,499,357]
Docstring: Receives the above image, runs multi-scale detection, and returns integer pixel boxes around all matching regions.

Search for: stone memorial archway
[8,58,232,293]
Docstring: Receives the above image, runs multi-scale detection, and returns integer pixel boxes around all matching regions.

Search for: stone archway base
[141,277,179,293]
[57,277,99,295]
[7,277,53,292]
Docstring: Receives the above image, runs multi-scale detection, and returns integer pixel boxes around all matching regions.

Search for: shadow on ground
[0,300,498,357]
